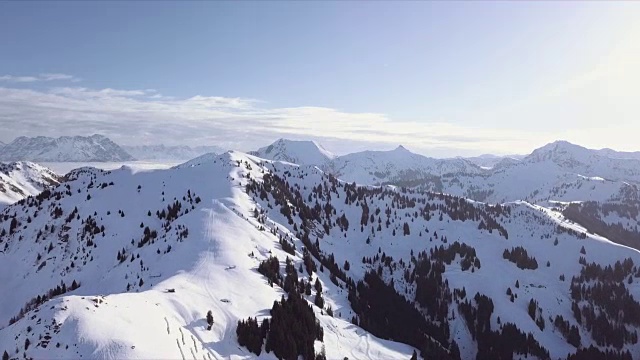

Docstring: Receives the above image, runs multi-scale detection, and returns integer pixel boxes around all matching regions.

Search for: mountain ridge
[248,139,640,206]
[0,161,60,206]
[123,144,226,161]
[0,135,134,162]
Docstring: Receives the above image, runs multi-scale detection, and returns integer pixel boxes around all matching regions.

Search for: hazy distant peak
[0,134,133,162]
[526,140,592,162]
[251,138,335,165]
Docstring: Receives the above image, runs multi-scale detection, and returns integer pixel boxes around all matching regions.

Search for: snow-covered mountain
[595,148,640,161]
[463,154,524,169]
[250,138,336,166]
[252,139,484,185]
[123,145,226,161]
[0,135,134,162]
[326,145,484,185]
[0,150,637,359]
[0,161,60,206]
[433,141,640,204]
[319,140,640,206]
[522,140,640,183]
[173,152,220,169]
[0,152,414,360]
[246,139,640,208]
[427,141,640,205]
[438,161,639,205]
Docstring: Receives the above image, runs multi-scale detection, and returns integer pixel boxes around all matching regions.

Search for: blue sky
[1,1,639,156]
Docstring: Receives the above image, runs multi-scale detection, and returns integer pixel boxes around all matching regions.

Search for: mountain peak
[527,140,587,157]
[537,140,583,151]
[525,140,603,169]
[251,138,335,165]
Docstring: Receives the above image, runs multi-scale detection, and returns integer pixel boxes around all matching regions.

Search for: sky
[1,1,639,157]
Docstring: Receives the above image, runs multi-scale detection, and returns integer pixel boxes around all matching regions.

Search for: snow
[524,140,640,183]
[325,146,484,185]
[0,135,134,162]
[461,154,523,169]
[0,161,59,206]
[250,138,638,206]
[42,161,182,175]
[250,138,336,166]
[123,145,226,161]
[2,139,640,359]
[0,152,414,359]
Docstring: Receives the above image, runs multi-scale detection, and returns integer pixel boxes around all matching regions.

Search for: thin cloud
[0,73,80,83]
[0,75,40,83]
[39,73,80,82]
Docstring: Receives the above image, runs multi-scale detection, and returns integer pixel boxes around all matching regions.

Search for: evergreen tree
[207,310,214,330]
[315,292,325,308]
[410,349,418,360]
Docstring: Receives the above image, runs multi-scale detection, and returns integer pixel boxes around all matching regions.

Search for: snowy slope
[0,135,134,162]
[173,152,221,169]
[0,152,414,360]
[595,148,640,161]
[463,155,523,169]
[436,161,640,205]
[523,141,640,183]
[1,150,639,359]
[430,141,640,205]
[123,145,226,161]
[250,138,336,166]
[326,145,484,185]
[0,161,60,206]
[243,159,640,359]
[41,161,181,176]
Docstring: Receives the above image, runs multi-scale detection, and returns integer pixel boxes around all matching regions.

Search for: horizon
[2,2,640,157]
[1,133,637,159]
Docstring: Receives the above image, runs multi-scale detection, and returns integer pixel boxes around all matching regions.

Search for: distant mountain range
[250,139,484,185]
[0,135,225,162]
[4,134,638,174]
[248,138,640,206]
[0,135,134,162]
